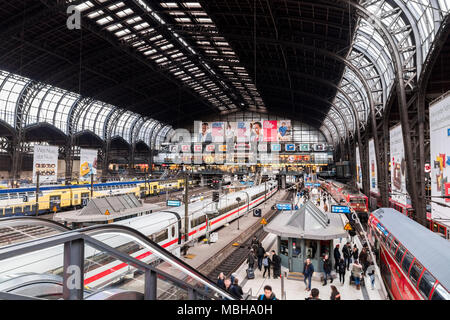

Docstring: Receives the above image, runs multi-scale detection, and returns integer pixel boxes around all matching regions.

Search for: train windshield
[349,198,366,205]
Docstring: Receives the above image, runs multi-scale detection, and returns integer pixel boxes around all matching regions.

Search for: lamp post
[236,197,241,230]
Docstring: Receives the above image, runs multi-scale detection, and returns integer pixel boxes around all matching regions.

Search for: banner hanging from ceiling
[429,93,450,223]
[33,145,58,183]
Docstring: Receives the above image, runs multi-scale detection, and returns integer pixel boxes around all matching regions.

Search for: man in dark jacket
[271,250,281,278]
[230,278,244,299]
[322,254,333,285]
[258,285,277,300]
[303,258,314,291]
[251,236,260,252]
[333,244,341,272]
[256,244,266,271]
[359,248,369,275]
[247,249,255,270]
[342,242,352,271]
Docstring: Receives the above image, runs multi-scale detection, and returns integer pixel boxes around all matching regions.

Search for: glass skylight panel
[183,2,201,8]
[96,16,113,25]
[106,23,122,32]
[175,17,191,23]
[108,2,125,11]
[116,8,134,18]
[76,1,94,12]
[160,2,178,8]
[88,10,104,19]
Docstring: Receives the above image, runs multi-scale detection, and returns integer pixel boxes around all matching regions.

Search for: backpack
[263,257,269,267]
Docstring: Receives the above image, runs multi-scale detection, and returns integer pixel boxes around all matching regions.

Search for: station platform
[179,189,288,269]
[235,194,385,300]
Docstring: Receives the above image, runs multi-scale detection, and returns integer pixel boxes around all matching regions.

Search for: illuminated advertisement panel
[390,124,410,206]
[429,93,450,222]
[356,145,362,190]
[369,139,379,193]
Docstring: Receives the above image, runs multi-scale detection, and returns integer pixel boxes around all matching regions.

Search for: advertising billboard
[356,145,362,190]
[263,120,278,142]
[390,124,410,206]
[429,93,450,222]
[369,139,379,193]
[33,145,58,183]
[277,120,292,141]
[79,148,98,181]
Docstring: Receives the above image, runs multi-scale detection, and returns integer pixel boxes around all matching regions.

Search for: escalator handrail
[75,224,235,299]
[0,216,71,233]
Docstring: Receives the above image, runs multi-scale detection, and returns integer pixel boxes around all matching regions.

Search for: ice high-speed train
[0,181,278,290]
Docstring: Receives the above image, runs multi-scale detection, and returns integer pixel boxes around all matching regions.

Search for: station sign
[313,183,321,187]
[305,183,313,187]
[167,199,182,207]
[331,205,351,214]
[276,203,292,210]
[253,208,262,217]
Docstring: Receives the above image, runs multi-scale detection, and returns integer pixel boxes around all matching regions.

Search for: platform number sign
[23,195,28,202]
[253,208,262,217]
[82,198,88,207]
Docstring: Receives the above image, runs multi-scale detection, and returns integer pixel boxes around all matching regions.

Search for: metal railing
[0,221,235,300]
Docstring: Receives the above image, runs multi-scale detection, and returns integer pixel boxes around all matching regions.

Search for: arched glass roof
[0,69,172,148]
[323,0,450,145]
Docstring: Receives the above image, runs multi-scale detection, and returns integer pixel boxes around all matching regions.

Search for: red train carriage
[368,208,450,300]
[369,191,448,239]
[321,180,369,222]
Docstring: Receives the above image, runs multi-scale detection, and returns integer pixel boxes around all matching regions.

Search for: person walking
[262,253,271,278]
[230,278,244,299]
[352,245,359,264]
[305,288,321,300]
[247,249,256,270]
[258,285,277,300]
[217,272,226,289]
[303,258,314,291]
[256,244,266,272]
[251,236,259,252]
[369,268,375,290]
[330,285,341,300]
[337,258,346,285]
[342,242,352,271]
[359,247,369,275]
[271,250,281,279]
[333,244,341,273]
[322,254,333,285]
[351,260,363,290]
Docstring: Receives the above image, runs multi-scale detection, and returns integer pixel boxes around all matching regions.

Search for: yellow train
[0,178,195,216]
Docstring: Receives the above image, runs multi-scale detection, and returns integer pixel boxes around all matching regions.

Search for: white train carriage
[0,181,278,290]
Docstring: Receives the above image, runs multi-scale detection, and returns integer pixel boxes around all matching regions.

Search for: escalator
[0,217,235,300]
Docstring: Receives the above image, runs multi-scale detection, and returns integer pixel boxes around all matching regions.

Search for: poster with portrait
[390,124,410,206]
[249,121,264,143]
[429,93,450,222]
[277,120,292,141]
[197,122,213,143]
[224,121,236,144]
[369,139,379,194]
[79,148,98,181]
[33,145,59,183]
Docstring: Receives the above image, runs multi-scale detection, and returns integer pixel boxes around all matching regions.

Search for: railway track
[197,191,291,281]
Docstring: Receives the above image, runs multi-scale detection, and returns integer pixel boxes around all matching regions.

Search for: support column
[9,138,22,187]
[64,137,73,184]
[63,239,85,300]
[102,138,111,179]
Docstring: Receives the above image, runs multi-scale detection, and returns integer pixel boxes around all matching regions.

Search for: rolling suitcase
[246,268,255,279]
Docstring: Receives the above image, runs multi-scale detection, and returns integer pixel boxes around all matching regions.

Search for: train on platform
[320,180,369,223]
[369,191,448,239]
[0,181,278,289]
[368,208,450,300]
[0,178,196,217]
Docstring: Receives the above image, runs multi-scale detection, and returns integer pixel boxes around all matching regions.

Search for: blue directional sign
[276,203,292,210]
[285,144,295,151]
[305,182,313,187]
[167,200,182,207]
[331,205,351,214]
[313,183,321,187]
